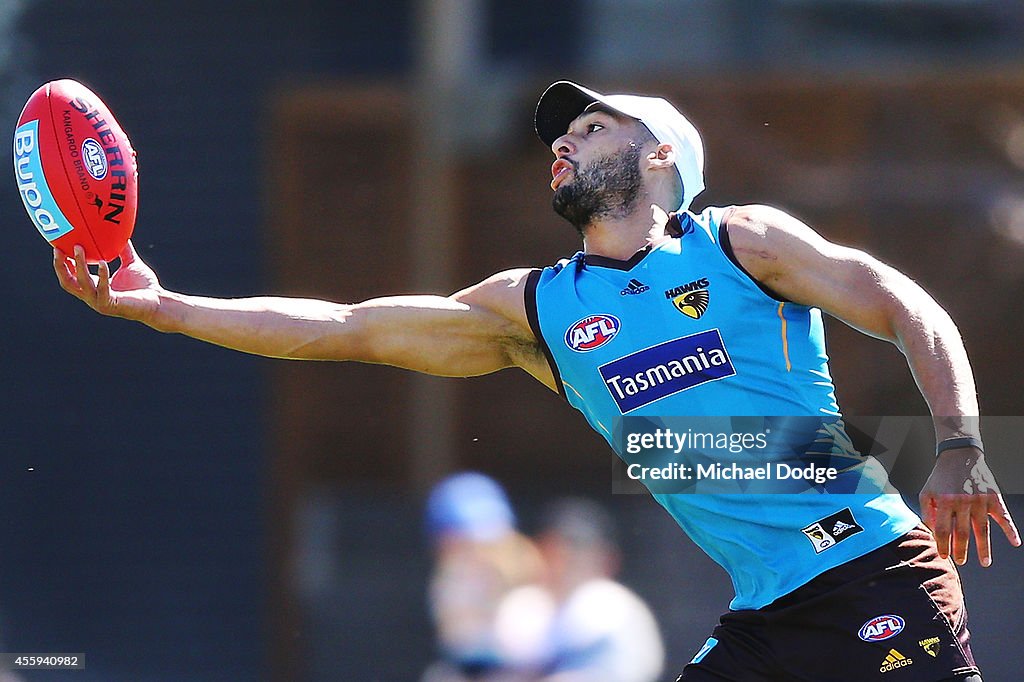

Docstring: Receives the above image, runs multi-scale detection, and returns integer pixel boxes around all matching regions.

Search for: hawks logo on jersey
[665,278,710,319]
[674,289,709,319]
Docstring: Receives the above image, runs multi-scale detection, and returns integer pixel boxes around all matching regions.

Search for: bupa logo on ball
[81,138,107,180]
[858,615,905,642]
[13,120,74,241]
[565,314,621,352]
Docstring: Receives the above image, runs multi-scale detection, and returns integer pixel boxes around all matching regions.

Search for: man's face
[549,107,648,234]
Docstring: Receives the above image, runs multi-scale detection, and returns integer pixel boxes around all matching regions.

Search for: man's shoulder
[456,267,536,306]
[544,251,584,273]
[716,203,809,266]
[717,203,799,236]
[530,252,583,286]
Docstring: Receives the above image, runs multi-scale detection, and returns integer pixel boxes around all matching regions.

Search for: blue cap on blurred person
[426,472,516,543]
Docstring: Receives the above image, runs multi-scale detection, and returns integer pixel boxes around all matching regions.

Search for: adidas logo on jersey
[620,279,650,295]
[801,508,863,553]
[879,649,913,673]
[832,519,856,535]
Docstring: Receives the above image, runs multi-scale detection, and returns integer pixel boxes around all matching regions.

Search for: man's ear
[646,143,676,170]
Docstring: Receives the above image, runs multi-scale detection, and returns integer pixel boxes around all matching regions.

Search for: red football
[14,79,138,262]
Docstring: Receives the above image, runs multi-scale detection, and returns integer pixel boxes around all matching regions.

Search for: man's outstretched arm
[724,204,1021,567]
[54,242,558,389]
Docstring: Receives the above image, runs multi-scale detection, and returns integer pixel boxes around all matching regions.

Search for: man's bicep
[342,269,556,387]
[340,294,523,376]
[726,205,914,341]
[775,244,917,341]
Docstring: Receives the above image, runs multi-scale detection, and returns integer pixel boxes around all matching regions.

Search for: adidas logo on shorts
[879,649,913,673]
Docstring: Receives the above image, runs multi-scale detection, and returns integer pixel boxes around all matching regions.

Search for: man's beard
[551,144,643,235]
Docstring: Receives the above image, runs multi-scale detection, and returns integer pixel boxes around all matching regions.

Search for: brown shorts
[677,526,981,681]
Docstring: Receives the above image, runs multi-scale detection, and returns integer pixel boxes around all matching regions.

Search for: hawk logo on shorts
[918,637,941,658]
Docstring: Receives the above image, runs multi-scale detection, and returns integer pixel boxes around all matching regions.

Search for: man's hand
[919,447,1021,567]
[53,240,162,325]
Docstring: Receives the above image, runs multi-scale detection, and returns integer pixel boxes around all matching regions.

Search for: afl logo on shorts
[859,615,905,642]
[81,138,107,180]
[565,314,620,352]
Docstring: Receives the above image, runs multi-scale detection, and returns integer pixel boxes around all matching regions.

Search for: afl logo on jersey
[565,314,621,352]
[859,615,905,642]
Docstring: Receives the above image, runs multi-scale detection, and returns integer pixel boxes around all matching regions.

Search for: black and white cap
[535,80,705,212]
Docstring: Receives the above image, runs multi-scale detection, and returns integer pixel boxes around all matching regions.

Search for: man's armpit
[501,332,546,367]
[500,332,559,391]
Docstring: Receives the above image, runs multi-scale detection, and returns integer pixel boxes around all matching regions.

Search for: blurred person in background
[54,78,1020,681]
[422,472,550,682]
[532,497,663,682]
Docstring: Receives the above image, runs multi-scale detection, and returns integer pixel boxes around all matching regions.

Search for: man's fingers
[952,502,972,565]
[72,245,97,299]
[972,507,992,567]
[97,259,111,304]
[919,492,937,531]
[990,496,1022,548]
[930,499,953,560]
[53,248,79,292]
[72,245,95,292]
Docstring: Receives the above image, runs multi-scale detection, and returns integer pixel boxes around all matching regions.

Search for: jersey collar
[581,243,656,271]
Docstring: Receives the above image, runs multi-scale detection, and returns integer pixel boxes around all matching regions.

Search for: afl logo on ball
[81,138,107,180]
[565,314,620,352]
[859,615,905,642]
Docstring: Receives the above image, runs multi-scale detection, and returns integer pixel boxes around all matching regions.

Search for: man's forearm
[892,293,981,442]
[149,290,359,360]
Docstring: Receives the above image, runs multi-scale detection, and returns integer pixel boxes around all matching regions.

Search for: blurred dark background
[4,1,1024,680]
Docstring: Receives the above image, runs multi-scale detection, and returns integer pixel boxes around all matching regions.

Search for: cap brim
[535,81,608,147]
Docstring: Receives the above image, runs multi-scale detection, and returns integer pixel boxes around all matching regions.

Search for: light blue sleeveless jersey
[526,206,920,610]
